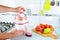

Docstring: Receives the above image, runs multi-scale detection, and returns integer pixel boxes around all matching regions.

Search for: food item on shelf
[40,28,44,33]
[56,1,59,6]
[39,24,44,26]
[49,25,54,31]
[44,0,51,11]
[35,26,40,31]
[44,28,51,34]
[50,26,54,31]
[40,10,44,16]
[33,24,58,39]
[36,25,44,33]
[33,29,58,39]
[35,24,54,34]
[39,24,44,28]
[25,32,32,37]
[51,0,55,6]
[44,24,49,28]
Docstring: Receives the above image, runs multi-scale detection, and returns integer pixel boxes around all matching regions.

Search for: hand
[0,5,25,13]
[11,29,24,37]
[15,6,25,13]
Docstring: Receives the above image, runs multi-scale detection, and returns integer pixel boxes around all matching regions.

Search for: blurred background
[0,0,60,40]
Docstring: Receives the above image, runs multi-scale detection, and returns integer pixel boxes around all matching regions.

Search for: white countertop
[0,14,60,40]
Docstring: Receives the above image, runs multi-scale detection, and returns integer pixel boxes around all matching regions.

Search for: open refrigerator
[0,0,60,40]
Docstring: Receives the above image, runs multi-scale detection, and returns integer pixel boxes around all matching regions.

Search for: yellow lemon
[44,0,51,11]
[44,28,51,34]
[40,10,44,15]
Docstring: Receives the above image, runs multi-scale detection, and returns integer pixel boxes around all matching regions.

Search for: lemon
[44,28,51,34]
[44,0,51,11]
[40,10,44,15]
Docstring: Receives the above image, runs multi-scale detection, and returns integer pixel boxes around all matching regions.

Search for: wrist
[9,8,17,12]
[6,33,16,39]
[0,33,15,39]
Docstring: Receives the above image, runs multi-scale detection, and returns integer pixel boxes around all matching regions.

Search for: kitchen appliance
[0,22,14,33]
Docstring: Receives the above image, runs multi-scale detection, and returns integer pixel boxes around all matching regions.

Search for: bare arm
[0,5,17,13]
[0,33,15,39]
[0,5,25,13]
[0,30,24,39]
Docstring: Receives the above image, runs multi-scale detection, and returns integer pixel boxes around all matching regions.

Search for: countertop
[0,14,60,40]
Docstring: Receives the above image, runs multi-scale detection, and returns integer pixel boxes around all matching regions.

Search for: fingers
[11,29,24,37]
[17,30,24,35]
[15,6,26,13]
[18,6,25,13]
